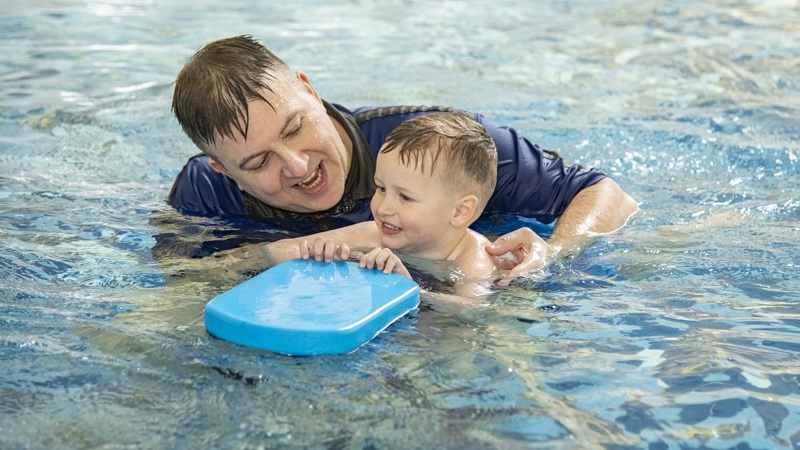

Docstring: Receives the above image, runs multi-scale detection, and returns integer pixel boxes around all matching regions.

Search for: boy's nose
[375,197,394,216]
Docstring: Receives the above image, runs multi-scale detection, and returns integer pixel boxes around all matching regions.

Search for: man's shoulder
[167,154,245,218]
[351,105,472,125]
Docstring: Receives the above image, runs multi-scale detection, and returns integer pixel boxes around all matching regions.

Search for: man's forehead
[226,95,298,142]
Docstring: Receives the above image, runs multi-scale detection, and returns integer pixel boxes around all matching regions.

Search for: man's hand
[486,178,638,283]
[486,227,555,279]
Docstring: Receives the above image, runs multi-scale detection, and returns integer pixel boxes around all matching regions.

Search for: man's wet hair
[172,35,290,155]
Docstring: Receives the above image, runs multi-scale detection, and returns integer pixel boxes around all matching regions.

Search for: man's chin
[281,193,343,214]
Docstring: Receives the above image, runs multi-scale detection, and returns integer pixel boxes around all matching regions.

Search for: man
[169,35,638,276]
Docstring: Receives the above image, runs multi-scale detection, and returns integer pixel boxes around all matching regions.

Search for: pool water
[2,1,799,448]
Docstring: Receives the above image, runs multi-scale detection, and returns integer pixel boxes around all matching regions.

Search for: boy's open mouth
[381,222,402,235]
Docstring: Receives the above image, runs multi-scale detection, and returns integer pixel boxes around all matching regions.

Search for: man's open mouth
[296,164,323,191]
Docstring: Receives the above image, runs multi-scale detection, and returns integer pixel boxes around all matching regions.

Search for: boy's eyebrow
[238,111,298,170]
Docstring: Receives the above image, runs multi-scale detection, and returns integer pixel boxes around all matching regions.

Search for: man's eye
[253,154,271,170]
[286,118,303,138]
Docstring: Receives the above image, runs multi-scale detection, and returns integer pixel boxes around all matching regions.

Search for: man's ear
[296,71,322,102]
[208,157,245,191]
[451,195,479,228]
[208,157,227,175]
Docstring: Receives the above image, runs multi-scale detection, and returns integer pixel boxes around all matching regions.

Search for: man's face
[207,72,351,213]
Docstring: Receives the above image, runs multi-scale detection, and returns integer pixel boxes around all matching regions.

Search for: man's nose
[279,148,308,178]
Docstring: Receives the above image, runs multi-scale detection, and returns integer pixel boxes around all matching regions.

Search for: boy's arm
[262,221,381,266]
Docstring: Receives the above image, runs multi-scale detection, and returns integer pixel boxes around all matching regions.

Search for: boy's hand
[299,237,351,262]
[359,248,412,279]
[262,240,301,266]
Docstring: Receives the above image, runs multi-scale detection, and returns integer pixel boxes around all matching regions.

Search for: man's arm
[487,178,638,276]
[547,177,639,252]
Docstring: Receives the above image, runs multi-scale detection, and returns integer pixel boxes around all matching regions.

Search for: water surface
[1,1,799,448]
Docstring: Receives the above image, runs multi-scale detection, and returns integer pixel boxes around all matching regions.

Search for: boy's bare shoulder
[456,230,502,280]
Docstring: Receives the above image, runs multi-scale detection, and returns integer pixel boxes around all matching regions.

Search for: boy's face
[206,72,351,213]
[370,149,460,258]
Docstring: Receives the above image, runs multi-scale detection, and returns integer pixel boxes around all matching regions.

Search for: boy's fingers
[299,239,310,259]
[383,257,396,274]
[338,243,351,261]
[377,248,398,272]
[323,238,337,262]
[375,248,392,271]
[311,237,323,261]
[359,248,380,269]
[397,264,412,279]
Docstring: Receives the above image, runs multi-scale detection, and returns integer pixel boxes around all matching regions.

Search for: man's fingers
[486,227,535,255]
[508,256,545,277]
[485,232,516,255]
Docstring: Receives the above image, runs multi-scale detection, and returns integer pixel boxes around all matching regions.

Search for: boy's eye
[399,194,412,202]
[376,186,386,193]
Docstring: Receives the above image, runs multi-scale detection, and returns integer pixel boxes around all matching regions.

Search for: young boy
[263,111,551,282]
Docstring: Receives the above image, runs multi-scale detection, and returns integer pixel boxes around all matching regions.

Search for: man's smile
[294,163,324,193]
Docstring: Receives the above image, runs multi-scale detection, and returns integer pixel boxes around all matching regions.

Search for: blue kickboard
[204,259,420,356]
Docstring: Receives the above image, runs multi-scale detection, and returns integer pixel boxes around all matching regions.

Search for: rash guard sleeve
[348,104,608,224]
[166,154,245,218]
[475,114,606,224]
[166,105,607,227]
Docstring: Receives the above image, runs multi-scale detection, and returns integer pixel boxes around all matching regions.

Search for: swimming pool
[2,0,799,448]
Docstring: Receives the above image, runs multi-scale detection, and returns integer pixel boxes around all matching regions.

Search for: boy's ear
[451,195,479,228]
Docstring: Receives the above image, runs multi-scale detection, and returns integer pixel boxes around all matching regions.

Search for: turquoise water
[2,1,799,448]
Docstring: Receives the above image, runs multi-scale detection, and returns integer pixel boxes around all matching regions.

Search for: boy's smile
[371,150,461,259]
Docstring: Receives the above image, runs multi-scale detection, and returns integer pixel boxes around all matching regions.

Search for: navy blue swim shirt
[167,102,606,233]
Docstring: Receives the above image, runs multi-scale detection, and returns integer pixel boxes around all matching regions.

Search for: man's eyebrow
[238,150,268,171]
[237,112,299,170]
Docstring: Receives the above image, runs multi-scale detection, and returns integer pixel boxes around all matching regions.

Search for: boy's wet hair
[172,35,289,155]
[380,111,498,216]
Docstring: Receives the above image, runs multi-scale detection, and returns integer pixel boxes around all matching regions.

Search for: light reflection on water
[1,0,799,448]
